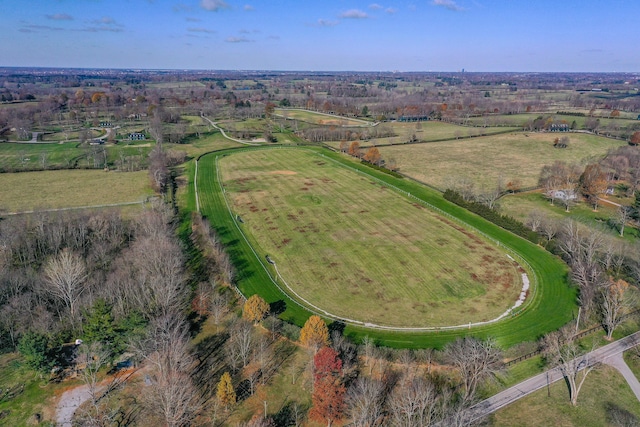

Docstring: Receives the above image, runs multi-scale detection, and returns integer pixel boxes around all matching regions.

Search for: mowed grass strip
[379,131,626,189]
[0,169,151,212]
[218,149,521,327]
[194,146,576,348]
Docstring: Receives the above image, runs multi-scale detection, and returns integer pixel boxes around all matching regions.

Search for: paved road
[469,331,640,422]
[199,114,260,146]
[604,352,640,401]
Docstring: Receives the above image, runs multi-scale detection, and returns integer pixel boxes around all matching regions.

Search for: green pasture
[378,131,626,190]
[170,131,246,159]
[489,365,640,427]
[219,149,522,327]
[191,146,576,348]
[465,112,640,133]
[274,109,371,126]
[0,169,151,212]
[498,192,638,240]
[325,121,518,149]
[0,353,70,425]
[0,142,152,171]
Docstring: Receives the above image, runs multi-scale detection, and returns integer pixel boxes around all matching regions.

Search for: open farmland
[274,108,371,126]
[325,121,518,148]
[219,148,522,327]
[0,169,151,212]
[378,131,627,190]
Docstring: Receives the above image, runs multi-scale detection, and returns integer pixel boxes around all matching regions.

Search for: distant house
[129,132,146,140]
[89,139,104,145]
[548,190,577,201]
[99,122,112,127]
[550,123,569,132]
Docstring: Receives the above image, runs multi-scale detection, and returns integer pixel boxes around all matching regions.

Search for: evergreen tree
[18,332,53,373]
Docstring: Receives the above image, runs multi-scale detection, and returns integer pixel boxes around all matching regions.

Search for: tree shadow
[328,320,345,336]
[270,300,286,316]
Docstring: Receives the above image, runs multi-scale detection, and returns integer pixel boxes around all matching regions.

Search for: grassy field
[0,141,152,171]
[465,112,640,130]
[218,149,522,327]
[324,121,519,149]
[192,146,576,348]
[0,169,152,212]
[170,131,247,159]
[488,365,640,426]
[498,191,639,240]
[0,353,72,425]
[274,109,371,126]
[378,131,626,190]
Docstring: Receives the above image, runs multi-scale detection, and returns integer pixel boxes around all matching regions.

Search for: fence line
[504,308,640,366]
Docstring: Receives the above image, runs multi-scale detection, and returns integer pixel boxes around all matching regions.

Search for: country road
[469,330,640,422]
[199,114,260,146]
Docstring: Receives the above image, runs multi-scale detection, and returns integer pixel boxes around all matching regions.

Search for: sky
[1,0,639,72]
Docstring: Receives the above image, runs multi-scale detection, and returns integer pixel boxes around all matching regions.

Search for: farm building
[548,190,577,201]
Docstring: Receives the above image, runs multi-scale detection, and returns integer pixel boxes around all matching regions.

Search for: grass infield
[192,146,576,348]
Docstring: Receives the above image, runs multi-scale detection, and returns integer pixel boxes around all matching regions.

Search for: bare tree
[209,291,230,329]
[525,210,545,232]
[226,319,254,370]
[599,278,633,340]
[542,326,598,406]
[42,248,88,320]
[132,312,202,427]
[444,337,504,401]
[347,377,386,427]
[387,377,439,427]
[615,206,632,237]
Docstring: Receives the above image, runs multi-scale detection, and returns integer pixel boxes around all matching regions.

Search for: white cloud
[340,9,369,19]
[46,13,73,21]
[186,17,202,22]
[432,0,464,11]
[244,4,254,11]
[316,18,339,27]
[369,3,383,10]
[385,7,397,14]
[188,27,216,34]
[225,36,251,43]
[200,0,230,11]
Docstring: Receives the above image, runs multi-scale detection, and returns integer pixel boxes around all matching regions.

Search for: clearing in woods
[218,148,522,327]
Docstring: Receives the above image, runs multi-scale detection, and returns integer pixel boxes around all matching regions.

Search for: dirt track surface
[55,384,92,426]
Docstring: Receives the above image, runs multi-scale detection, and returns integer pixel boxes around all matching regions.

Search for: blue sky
[2,0,639,72]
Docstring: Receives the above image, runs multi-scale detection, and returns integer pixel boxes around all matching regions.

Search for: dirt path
[55,384,93,426]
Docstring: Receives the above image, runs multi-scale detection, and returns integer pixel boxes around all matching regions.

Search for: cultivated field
[378,131,627,190]
[218,148,522,327]
[0,169,151,212]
